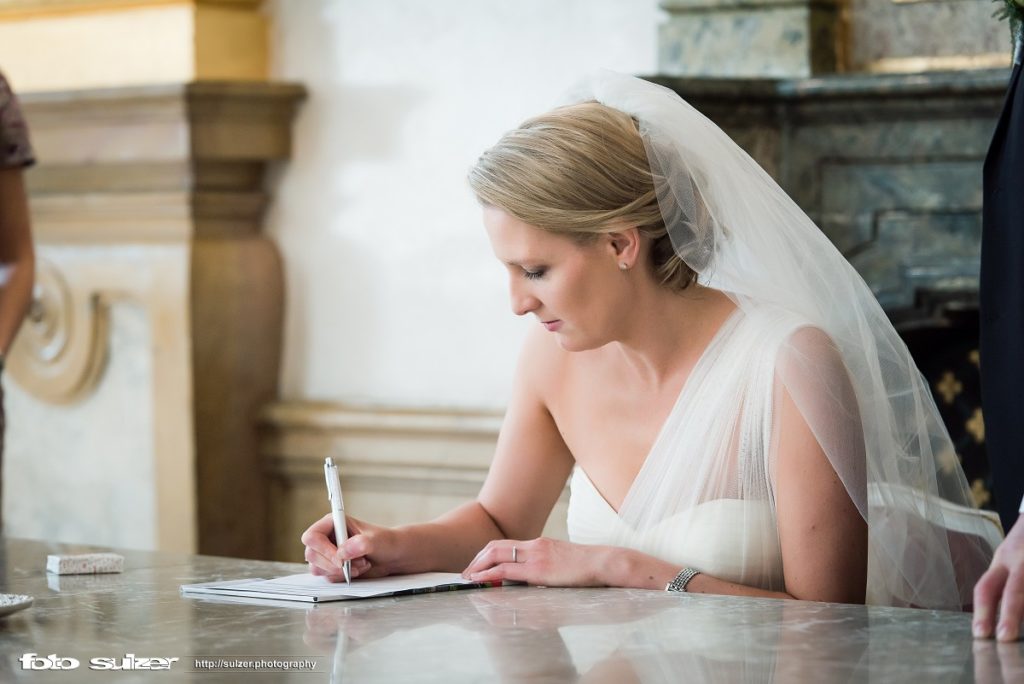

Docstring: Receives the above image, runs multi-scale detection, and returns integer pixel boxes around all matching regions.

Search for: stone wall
[658,0,1009,78]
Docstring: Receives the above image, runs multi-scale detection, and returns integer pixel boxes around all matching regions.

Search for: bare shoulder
[787,325,839,354]
[775,323,860,430]
[777,324,849,380]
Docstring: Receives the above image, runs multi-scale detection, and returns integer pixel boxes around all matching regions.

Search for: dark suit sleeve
[980,56,1024,530]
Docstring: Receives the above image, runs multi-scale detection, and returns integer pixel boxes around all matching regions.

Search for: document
[180,572,497,603]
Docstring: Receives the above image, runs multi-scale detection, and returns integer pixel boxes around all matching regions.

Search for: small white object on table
[46,553,124,575]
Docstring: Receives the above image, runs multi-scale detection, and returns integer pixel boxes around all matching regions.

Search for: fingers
[974,565,1009,638]
[350,557,370,575]
[306,552,345,582]
[301,513,340,559]
[346,515,367,537]
[462,540,522,578]
[354,562,392,579]
[305,543,341,577]
[997,570,1024,641]
[462,539,537,585]
[307,557,372,582]
[467,562,530,585]
[973,564,1024,642]
[302,513,376,576]
[302,514,403,580]
[338,534,373,563]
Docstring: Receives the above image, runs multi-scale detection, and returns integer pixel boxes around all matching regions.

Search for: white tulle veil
[562,71,999,610]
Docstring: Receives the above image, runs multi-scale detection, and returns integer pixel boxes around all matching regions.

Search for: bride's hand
[301,514,403,581]
[460,537,613,587]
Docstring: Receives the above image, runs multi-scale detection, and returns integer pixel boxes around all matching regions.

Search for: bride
[302,72,999,609]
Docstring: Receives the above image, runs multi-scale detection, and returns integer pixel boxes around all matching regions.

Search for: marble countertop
[0,537,1018,682]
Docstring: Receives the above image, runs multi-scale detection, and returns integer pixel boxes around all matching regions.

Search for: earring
[619,262,629,271]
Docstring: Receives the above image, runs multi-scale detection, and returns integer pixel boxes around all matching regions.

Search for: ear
[605,226,641,267]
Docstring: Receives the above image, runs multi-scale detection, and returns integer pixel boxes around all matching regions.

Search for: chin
[555,331,604,353]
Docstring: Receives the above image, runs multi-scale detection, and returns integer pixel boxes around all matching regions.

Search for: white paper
[181,572,488,603]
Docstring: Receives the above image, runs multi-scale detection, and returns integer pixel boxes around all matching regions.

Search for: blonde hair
[467,101,697,292]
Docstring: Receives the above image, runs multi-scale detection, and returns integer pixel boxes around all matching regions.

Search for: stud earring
[619,262,629,271]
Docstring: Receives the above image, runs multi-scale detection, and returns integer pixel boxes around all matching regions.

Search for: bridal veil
[562,71,999,610]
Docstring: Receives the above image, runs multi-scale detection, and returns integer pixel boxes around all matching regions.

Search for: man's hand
[975,518,1024,640]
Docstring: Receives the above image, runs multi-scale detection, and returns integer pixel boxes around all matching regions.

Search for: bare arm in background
[0,167,34,357]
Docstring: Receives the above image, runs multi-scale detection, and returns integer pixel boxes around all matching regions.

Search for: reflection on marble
[0,537,1019,682]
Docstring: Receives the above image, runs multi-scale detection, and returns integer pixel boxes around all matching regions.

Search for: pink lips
[542,320,563,332]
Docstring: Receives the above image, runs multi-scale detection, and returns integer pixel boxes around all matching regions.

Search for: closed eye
[523,268,547,280]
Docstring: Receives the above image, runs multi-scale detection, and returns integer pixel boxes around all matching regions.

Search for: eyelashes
[523,268,547,280]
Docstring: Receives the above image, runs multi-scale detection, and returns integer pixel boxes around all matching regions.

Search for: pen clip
[324,457,345,509]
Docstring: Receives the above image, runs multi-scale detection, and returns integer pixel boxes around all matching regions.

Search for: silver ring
[512,546,518,563]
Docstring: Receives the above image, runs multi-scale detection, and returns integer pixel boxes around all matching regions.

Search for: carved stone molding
[0,0,268,92]
[21,82,306,197]
[5,81,304,556]
[6,258,108,404]
[262,402,504,492]
[0,0,260,17]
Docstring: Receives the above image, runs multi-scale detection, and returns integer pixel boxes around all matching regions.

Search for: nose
[509,277,540,317]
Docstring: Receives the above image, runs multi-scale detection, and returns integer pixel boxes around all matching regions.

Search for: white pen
[324,457,351,584]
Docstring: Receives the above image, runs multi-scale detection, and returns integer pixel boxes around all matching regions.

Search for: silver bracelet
[665,567,701,593]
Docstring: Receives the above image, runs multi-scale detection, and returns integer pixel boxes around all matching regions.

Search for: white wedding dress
[567,306,799,593]
[569,468,785,590]
[565,301,1003,604]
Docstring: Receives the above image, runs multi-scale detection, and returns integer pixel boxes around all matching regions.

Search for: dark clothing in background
[0,72,35,168]
[980,45,1024,533]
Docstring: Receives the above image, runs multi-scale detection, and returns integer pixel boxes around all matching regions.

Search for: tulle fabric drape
[563,71,999,610]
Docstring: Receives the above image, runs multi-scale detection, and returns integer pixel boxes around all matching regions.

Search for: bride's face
[483,206,630,351]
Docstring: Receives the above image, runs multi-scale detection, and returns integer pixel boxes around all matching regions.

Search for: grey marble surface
[658,6,828,79]
[0,537,1019,682]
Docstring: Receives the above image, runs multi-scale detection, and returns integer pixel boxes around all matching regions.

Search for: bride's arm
[463,537,798,598]
[303,326,575,577]
[770,327,868,603]
[411,327,575,571]
[474,326,576,542]
[665,334,868,602]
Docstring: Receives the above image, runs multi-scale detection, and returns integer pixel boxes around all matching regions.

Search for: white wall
[264,0,664,410]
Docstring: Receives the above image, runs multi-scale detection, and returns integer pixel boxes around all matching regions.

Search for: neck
[611,282,735,390]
